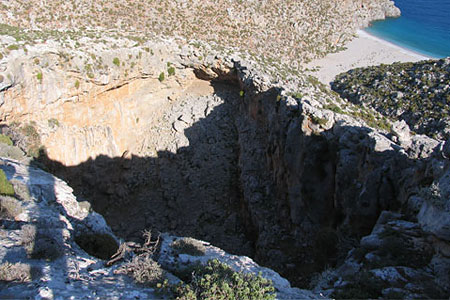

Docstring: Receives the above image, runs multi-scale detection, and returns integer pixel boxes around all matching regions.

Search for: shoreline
[359,30,436,60]
[305,29,433,85]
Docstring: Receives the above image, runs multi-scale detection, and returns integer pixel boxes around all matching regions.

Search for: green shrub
[171,237,206,256]
[158,72,165,82]
[168,66,175,76]
[239,90,244,97]
[36,72,43,82]
[323,104,344,114]
[113,57,120,66]
[289,92,303,99]
[310,115,328,126]
[0,134,13,146]
[74,79,80,89]
[7,44,19,51]
[172,259,275,300]
[20,124,43,158]
[48,118,60,128]
[21,124,39,140]
[0,169,14,196]
[0,52,3,59]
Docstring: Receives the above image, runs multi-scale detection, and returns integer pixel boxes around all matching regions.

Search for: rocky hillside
[1,0,450,299]
[1,46,450,298]
[0,0,399,66]
[332,58,450,139]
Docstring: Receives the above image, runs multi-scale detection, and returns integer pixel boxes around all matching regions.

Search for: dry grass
[0,262,33,283]
[115,230,166,287]
[171,237,206,256]
[0,196,23,219]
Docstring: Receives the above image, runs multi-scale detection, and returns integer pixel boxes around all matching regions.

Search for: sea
[364,0,450,58]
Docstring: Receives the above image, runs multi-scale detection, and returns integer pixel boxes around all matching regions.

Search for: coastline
[359,30,435,60]
[305,29,432,85]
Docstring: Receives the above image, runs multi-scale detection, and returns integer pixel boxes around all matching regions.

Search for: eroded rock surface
[0,17,449,299]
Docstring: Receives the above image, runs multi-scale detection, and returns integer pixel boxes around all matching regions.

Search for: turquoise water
[364,0,450,58]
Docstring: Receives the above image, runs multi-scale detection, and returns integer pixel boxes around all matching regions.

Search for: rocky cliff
[1,0,449,299]
[1,48,450,297]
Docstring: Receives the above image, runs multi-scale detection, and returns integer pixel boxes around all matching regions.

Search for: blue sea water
[364,0,450,58]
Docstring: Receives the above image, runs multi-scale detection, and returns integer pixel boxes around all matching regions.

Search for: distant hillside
[0,0,399,66]
[332,58,450,139]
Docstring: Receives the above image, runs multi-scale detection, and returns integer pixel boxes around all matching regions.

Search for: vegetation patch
[158,72,165,82]
[0,134,13,146]
[0,169,15,196]
[116,230,166,287]
[20,123,43,158]
[0,262,34,283]
[48,118,60,128]
[0,196,22,218]
[168,66,175,76]
[171,237,206,256]
[7,44,19,51]
[171,259,275,300]
[332,58,450,139]
[310,115,328,126]
[113,57,120,66]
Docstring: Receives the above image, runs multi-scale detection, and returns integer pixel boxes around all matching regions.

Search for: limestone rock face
[0,157,159,299]
[0,38,212,166]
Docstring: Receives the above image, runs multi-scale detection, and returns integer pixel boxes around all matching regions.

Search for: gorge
[1,0,449,299]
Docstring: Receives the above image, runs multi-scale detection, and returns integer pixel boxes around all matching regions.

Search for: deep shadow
[37,81,256,258]
[29,78,438,288]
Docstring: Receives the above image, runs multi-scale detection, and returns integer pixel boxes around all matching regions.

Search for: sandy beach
[305,30,432,85]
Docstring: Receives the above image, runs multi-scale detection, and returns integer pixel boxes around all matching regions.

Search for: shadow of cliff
[0,159,75,297]
[29,79,438,288]
[36,81,255,258]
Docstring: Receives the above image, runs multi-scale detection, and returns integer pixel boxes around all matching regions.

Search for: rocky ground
[332,58,450,140]
[1,0,450,299]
